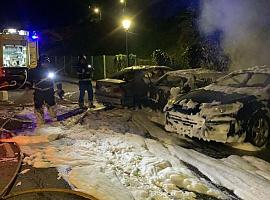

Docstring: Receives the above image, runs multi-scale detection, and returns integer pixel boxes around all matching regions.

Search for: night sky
[0,0,198,30]
[0,0,199,56]
[0,0,89,30]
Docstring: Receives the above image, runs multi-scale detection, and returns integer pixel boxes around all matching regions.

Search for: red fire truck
[0,29,39,90]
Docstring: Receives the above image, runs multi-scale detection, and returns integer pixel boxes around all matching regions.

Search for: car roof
[121,65,172,72]
[163,68,224,78]
[230,65,270,75]
[111,65,172,78]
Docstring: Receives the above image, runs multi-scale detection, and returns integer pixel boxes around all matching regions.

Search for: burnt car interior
[157,75,187,87]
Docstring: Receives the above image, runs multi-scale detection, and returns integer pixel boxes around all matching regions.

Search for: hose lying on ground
[0,142,99,200]
[0,143,23,198]
[1,188,98,200]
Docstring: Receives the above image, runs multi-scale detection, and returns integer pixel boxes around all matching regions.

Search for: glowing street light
[122,19,131,30]
[93,7,102,20]
[120,0,127,13]
[122,19,132,67]
[94,8,100,13]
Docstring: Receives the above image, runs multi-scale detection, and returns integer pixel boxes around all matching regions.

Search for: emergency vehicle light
[3,29,29,36]
[18,30,29,36]
[7,28,17,34]
[32,35,39,39]
[31,31,39,40]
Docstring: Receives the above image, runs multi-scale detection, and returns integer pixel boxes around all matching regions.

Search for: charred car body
[165,66,270,147]
[95,66,172,107]
[148,68,224,109]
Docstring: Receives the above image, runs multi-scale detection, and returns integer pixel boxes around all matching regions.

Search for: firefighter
[76,55,95,109]
[27,55,64,125]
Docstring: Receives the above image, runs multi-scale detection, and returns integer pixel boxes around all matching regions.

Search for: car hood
[174,89,256,105]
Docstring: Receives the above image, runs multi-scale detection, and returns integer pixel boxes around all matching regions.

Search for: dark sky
[0,0,89,30]
[0,0,198,30]
[0,0,199,56]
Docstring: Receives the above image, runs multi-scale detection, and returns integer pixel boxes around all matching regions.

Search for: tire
[248,112,270,147]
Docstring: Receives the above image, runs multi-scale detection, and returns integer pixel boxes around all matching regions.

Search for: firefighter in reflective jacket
[28,55,64,124]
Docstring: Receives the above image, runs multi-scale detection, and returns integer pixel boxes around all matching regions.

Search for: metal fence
[49,55,153,80]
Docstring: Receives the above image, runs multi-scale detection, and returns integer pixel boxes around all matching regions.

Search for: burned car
[95,65,172,107]
[148,68,224,109]
[165,66,270,147]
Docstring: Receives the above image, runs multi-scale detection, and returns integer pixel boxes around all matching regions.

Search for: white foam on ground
[168,145,270,200]
[228,142,262,152]
[2,107,270,200]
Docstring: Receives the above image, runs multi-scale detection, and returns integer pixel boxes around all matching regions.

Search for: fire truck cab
[0,29,39,90]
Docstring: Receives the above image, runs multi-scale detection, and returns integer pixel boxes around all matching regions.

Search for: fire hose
[0,68,28,90]
[0,142,98,200]
[0,143,23,198]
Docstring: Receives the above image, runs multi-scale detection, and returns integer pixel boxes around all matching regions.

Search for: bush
[152,49,172,66]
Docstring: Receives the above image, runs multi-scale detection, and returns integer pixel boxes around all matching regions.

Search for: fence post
[91,56,94,67]
[103,55,106,78]
[71,56,73,72]
[55,56,57,68]
[63,56,66,74]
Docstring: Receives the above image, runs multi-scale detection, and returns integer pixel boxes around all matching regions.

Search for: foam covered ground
[1,107,270,200]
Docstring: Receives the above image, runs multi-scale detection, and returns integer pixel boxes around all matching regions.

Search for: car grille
[167,111,205,128]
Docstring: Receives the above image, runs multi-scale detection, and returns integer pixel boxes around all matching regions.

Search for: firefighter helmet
[39,55,50,64]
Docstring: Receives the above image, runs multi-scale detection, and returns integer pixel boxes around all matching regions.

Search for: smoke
[199,0,270,70]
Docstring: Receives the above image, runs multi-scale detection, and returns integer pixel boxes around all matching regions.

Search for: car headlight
[163,98,176,112]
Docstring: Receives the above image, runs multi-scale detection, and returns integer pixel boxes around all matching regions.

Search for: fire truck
[0,29,39,90]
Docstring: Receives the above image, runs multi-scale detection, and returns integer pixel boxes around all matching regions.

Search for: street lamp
[93,7,102,20]
[120,0,127,13]
[120,0,126,5]
[122,19,132,67]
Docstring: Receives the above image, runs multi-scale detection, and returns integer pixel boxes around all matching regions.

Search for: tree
[152,49,171,66]
[169,10,201,69]
[199,39,231,72]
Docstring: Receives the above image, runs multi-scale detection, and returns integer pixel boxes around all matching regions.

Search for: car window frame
[245,73,270,88]
[215,72,251,87]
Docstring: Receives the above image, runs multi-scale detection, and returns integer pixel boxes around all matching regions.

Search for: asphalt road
[6,82,80,106]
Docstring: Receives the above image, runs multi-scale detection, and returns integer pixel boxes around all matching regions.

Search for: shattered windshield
[216,72,270,87]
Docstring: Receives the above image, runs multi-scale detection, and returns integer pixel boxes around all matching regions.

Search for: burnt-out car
[165,66,270,147]
[95,66,172,107]
[148,68,224,109]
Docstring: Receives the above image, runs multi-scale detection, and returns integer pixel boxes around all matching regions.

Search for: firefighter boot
[48,105,57,121]
[88,101,96,108]
[35,109,45,126]
[79,102,87,109]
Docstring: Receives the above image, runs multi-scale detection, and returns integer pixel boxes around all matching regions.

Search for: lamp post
[122,19,131,67]
[93,7,102,20]
[120,0,127,13]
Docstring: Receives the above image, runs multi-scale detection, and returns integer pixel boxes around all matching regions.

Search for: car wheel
[249,113,270,147]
